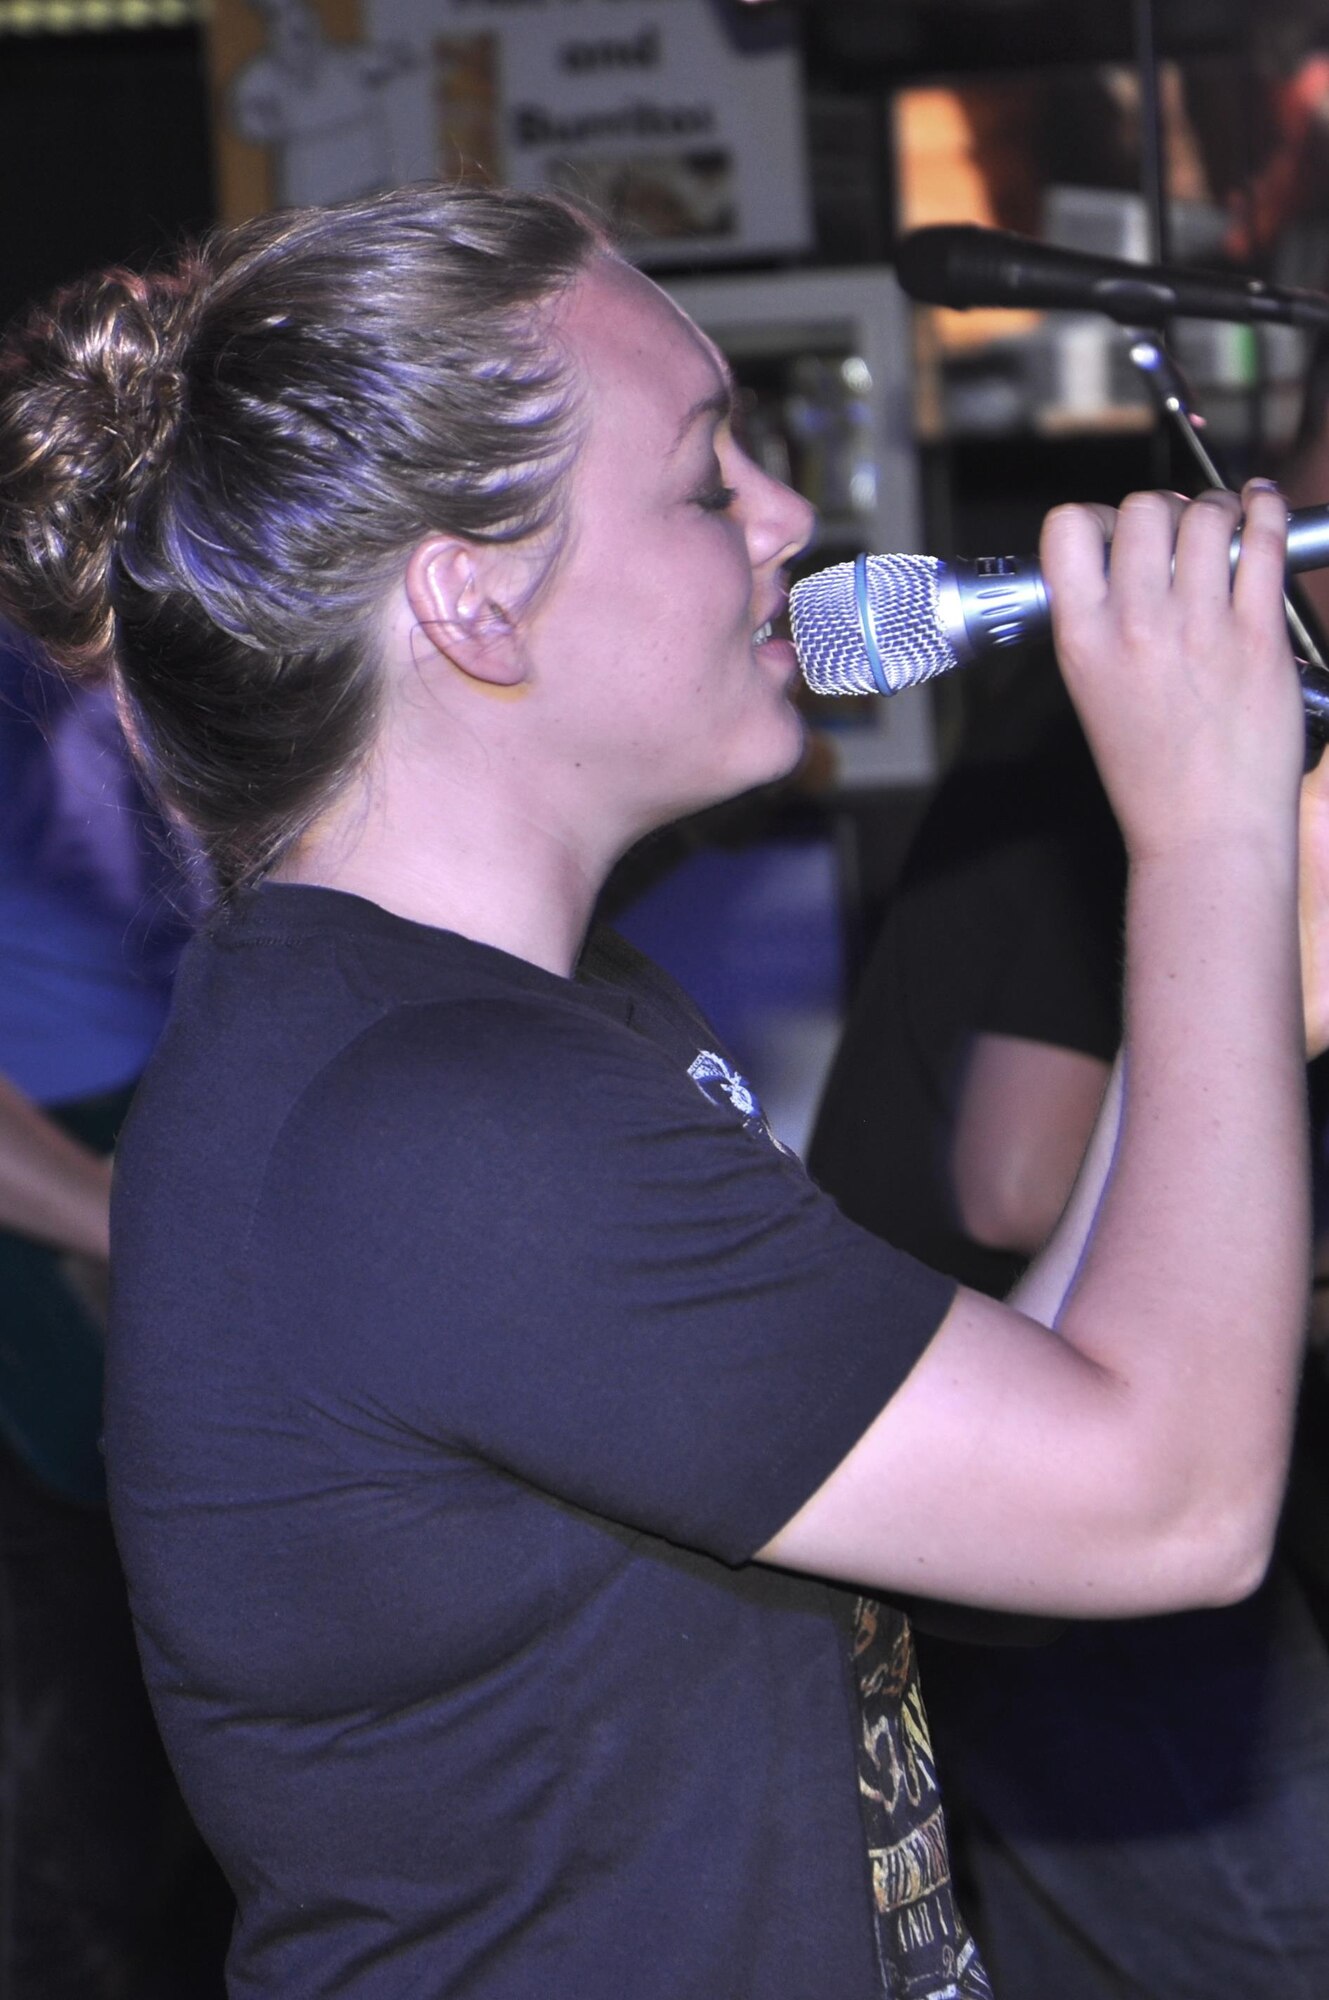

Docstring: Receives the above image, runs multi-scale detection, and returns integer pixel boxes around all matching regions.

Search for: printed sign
[211,0,811,266]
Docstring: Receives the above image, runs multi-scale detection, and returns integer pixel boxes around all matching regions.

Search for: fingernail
[1247,478,1281,492]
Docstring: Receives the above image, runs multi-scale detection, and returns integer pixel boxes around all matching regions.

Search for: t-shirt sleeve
[248,997,954,1566]
[974,832,1123,1061]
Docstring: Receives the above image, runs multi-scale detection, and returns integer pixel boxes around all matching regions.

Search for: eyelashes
[694,483,738,514]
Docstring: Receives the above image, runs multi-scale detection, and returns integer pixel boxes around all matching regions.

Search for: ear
[403,536,528,689]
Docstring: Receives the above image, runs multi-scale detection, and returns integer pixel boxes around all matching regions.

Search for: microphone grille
[790,553,960,697]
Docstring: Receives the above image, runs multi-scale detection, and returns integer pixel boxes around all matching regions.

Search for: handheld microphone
[895,224,1329,331]
[789,505,1329,734]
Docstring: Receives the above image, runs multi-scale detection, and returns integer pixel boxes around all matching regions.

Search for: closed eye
[695,483,738,514]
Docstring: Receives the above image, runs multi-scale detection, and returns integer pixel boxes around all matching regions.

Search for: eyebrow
[669,379,736,456]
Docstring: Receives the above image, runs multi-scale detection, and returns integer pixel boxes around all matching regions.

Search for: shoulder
[250,972,744,1268]
[288,980,677,1146]
[246,981,954,1566]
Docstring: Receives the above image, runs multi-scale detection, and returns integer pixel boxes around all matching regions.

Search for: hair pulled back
[0,183,603,894]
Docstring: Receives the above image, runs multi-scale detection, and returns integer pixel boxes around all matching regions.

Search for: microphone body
[895,224,1329,331]
[789,506,1329,734]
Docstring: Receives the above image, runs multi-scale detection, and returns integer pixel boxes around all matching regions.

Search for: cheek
[699,542,759,645]
[590,524,752,693]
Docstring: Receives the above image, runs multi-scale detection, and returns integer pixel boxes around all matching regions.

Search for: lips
[752,601,791,647]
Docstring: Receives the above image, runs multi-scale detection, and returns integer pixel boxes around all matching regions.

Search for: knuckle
[1040,504,1110,593]
[1189,488,1241,518]
[1180,495,1241,558]
[1237,512,1287,558]
[1117,603,1163,652]
[1041,500,1097,549]
[1118,489,1177,524]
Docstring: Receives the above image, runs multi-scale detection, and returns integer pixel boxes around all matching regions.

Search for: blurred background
[9,0,1329,1145]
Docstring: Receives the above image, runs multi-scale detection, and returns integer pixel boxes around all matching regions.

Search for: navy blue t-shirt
[106,885,970,1999]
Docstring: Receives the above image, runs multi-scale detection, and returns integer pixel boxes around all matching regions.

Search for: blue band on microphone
[853,552,891,696]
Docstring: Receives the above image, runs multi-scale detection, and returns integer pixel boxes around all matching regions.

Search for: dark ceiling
[802,0,1310,84]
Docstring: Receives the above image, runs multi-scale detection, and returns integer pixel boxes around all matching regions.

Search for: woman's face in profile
[518,254,816,845]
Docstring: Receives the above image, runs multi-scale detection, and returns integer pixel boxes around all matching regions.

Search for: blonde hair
[0,183,604,894]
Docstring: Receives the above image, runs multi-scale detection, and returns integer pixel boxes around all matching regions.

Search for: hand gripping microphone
[788,505,1329,736]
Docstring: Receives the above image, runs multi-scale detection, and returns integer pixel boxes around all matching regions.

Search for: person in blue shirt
[0,629,211,1996]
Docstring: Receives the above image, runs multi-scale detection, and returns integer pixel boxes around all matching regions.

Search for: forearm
[0,1073,113,1259]
[1021,833,1309,1581]
[1008,1054,1124,1325]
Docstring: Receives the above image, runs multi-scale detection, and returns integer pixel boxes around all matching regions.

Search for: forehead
[559,255,730,449]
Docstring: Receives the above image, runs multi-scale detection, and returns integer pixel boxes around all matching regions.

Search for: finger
[1106,489,1188,598]
[1039,500,1115,617]
[1171,488,1243,604]
[1230,478,1290,621]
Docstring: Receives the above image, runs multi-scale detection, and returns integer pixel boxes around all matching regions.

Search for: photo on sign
[548,148,736,245]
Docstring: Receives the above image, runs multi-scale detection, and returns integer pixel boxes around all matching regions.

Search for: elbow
[954,1161,1060,1258]
[1121,1465,1283,1614]
[1079,1395,1287,1615]
[1181,1505,1278,1609]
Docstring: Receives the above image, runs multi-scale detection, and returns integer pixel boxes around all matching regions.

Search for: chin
[645,705,809,830]
[764,706,810,783]
[722,714,809,804]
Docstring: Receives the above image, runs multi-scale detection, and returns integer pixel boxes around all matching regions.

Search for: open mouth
[753,606,792,647]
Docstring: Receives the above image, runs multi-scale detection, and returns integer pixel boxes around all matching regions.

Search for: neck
[276,763,611,980]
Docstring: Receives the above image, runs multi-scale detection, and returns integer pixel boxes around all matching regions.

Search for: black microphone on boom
[894,224,1329,331]
[788,507,1329,737]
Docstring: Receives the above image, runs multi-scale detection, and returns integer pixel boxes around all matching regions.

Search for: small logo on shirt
[688,1048,760,1122]
[686,1047,795,1159]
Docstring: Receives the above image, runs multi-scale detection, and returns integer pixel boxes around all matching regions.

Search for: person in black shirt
[811,666,1329,1998]
[0,182,1324,1997]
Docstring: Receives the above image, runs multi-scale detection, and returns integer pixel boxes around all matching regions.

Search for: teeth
[753,620,774,644]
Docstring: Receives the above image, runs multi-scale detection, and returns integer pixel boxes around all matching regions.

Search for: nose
[747,461,817,572]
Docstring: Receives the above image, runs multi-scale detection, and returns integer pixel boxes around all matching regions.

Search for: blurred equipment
[896,222,1329,329]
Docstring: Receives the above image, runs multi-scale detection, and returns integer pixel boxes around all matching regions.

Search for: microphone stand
[1125,0,1329,742]
[1134,0,1169,265]
[1124,325,1329,743]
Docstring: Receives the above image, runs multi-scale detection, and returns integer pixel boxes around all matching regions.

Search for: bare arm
[762,484,1311,1618]
[951,1034,1112,1255]
[955,743,1329,1298]
[0,1070,112,1260]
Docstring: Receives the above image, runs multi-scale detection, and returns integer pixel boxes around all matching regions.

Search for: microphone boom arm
[1123,327,1329,680]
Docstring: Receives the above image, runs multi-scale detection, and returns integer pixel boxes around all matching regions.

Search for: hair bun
[0,263,195,675]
